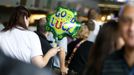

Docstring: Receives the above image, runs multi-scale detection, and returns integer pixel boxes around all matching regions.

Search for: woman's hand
[48,47,61,57]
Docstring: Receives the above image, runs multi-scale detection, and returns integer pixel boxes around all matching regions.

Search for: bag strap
[66,39,86,67]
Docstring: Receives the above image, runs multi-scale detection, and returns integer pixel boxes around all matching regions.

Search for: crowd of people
[0,1,134,75]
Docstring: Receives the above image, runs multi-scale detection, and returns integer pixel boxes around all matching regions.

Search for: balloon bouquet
[45,7,81,45]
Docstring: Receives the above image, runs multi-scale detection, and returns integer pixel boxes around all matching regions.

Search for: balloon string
[53,37,59,47]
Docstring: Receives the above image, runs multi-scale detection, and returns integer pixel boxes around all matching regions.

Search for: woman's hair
[87,7,100,20]
[84,20,120,75]
[3,6,30,31]
[77,24,90,39]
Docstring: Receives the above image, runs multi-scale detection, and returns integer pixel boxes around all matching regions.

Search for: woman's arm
[31,47,60,68]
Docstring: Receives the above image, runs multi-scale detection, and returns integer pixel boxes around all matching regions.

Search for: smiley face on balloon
[45,7,81,40]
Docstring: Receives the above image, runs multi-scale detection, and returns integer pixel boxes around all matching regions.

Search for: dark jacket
[66,39,93,74]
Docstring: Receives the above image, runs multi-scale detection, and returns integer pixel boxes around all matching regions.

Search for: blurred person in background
[66,23,93,75]
[87,7,103,43]
[35,17,68,74]
[101,2,134,75]
[84,20,124,75]
[47,31,68,75]
[0,6,60,69]
[35,18,51,55]
[0,49,55,75]
[46,12,68,74]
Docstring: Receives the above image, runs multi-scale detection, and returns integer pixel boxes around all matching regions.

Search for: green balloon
[45,7,81,40]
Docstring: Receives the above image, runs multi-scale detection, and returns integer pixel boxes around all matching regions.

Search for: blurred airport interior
[0,0,127,30]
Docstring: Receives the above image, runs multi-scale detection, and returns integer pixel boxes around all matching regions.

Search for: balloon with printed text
[45,7,81,40]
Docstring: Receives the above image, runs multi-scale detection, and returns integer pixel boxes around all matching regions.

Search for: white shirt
[88,20,103,42]
[0,27,43,63]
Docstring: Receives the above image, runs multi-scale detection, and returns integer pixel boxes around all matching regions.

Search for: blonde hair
[77,25,90,39]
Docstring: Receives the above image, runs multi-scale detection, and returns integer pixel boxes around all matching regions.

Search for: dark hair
[84,20,119,75]
[3,6,30,31]
[36,18,47,33]
[87,7,100,20]
[81,20,95,31]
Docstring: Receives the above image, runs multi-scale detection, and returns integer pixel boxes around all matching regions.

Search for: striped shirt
[101,47,130,75]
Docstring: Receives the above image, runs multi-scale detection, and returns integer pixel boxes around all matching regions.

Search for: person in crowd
[87,7,103,42]
[46,18,68,75]
[35,17,68,74]
[0,6,60,68]
[47,32,68,75]
[66,23,93,75]
[83,20,124,75]
[35,18,52,56]
[0,49,55,75]
[101,2,134,75]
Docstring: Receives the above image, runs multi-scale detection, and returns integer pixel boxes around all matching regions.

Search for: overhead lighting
[29,14,46,24]
[101,16,106,21]
[107,15,112,20]
[98,4,120,9]
[116,0,127,2]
